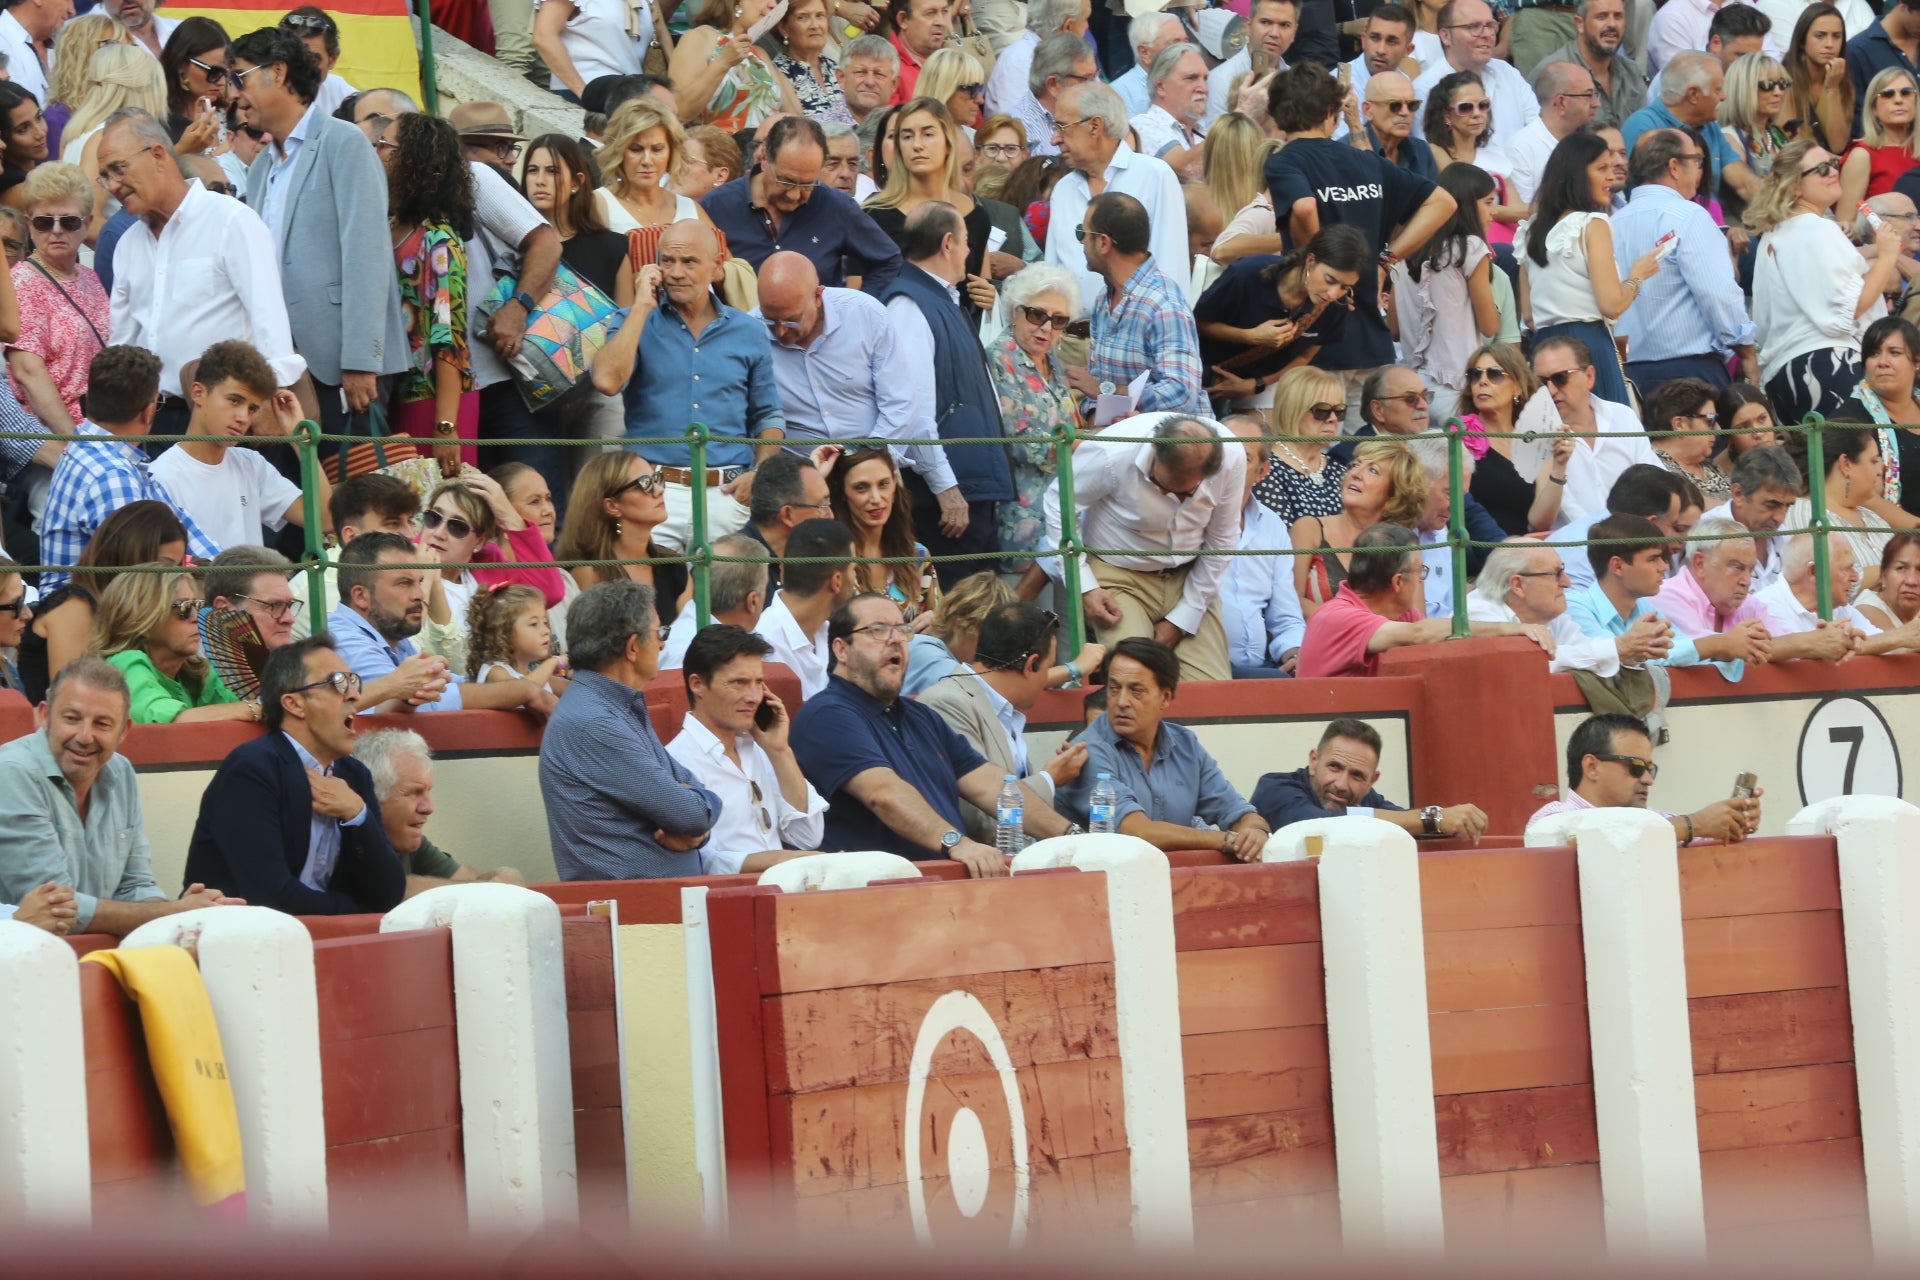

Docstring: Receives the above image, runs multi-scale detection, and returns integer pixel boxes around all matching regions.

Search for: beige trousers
[1087,556,1231,682]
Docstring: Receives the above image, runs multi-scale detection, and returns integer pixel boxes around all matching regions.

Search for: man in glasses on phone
[1529,712,1760,842]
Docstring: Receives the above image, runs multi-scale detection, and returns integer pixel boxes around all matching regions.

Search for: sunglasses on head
[418,509,475,540]
[1541,366,1589,389]
[188,56,227,82]
[1801,158,1841,178]
[281,12,336,32]
[29,214,84,232]
[1307,402,1347,422]
[1466,365,1508,382]
[1018,303,1072,330]
[169,595,207,621]
[1593,752,1658,781]
[613,471,665,498]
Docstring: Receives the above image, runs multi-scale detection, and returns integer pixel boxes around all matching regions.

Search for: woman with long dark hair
[863,97,992,305]
[1783,2,1854,154]
[1195,224,1365,407]
[159,16,230,144]
[1424,71,1522,248]
[1520,130,1662,406]
[0,83,48,212]
[521,132,633,303]
[828,446,941,626]
[1393,163,1501,423]
[378,112,478,468]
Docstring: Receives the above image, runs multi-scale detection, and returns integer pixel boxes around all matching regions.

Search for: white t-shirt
[149,445,301,552]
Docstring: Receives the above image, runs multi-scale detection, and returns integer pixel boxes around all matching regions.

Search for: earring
[613,518,623,538]
[1844,472,1852,502]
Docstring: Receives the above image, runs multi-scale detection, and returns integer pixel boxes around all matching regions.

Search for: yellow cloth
[82,946,247,1208]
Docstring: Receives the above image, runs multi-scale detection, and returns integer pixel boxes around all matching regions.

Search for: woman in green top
[92,569,261,724]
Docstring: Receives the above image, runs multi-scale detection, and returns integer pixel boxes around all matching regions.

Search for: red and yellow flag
[160,0,422,102]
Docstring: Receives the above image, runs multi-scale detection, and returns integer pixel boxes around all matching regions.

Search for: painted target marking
[903,990,1031,1247]
[1797,695,1903,807]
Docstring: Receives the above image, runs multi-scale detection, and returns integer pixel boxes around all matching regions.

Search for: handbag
[26,258,107,350]
[480,263,621,413]
[330,401,441,503]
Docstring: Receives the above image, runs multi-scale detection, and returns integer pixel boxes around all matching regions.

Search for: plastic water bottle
[995,775,1025,855]
[1088,773,1117,834]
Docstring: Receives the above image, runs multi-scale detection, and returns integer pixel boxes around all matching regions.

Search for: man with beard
[325,532,555,714]
[1530,0,1647,129]
[791,594,1073,876]
[1530,712,1760,842]
[1250,717,1490,838]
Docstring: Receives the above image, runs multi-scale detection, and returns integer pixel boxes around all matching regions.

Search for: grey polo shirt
[0,730,164,931]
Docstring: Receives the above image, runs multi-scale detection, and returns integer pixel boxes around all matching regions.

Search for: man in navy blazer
[229,27,409,433]
[183,634,406,916]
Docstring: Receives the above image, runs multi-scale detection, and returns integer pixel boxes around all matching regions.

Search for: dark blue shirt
[1363,125,1441,184]
[617,295,786,468]
[791,674,989,858]
[1052,714,1255,832]
[1850,19,1920,136]
[93,208,138,295]
[700,173,903,294]
[1250,766,1404,830]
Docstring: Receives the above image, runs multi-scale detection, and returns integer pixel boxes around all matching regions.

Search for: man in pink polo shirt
[1656,516,1857,667]
[1297,524,1553,677]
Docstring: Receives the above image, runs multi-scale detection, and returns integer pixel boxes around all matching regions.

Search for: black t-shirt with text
[1193,255,1351,381]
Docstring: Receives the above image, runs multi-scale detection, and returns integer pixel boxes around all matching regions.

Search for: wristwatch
[1420,805,1444,835]
[1067,823,1084,835]
[940,829,963,852]
[514,290,538,312]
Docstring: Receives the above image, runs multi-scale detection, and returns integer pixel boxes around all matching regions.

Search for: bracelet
[1548,472,1567,485]
[1682,815,1694,843]
[1064,660,1083,682]
[1623,276,1642,292]
[1378,248,1403,266]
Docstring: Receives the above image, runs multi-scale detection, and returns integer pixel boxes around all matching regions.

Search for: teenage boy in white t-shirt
[151,340,330,553]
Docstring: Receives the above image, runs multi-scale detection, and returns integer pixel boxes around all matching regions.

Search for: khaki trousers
[1088,556,1231,682]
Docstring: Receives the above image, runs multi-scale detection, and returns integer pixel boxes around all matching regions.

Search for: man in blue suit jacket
[183,634,406,916]
[229,27,409,433]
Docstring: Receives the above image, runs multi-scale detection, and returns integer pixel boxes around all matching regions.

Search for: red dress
[1846,142,1919,200]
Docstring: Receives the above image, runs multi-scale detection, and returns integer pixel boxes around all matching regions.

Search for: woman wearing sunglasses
[557,452,690,611]
[1748,138,1904,423]
[158,16,228,150]
[1717,52,1791,224]
[1645,376,1734,500]
[1253,365,1351,527]
[1783,2,1854,155]
[411,471,569,677]
[1424,71,1523,250]
[1457,342,1571,534]
[8,162,105,435]
[1840,67,1920,214]
[990,264,1083,587]
[92,570,261,724]
[917,48,988,135]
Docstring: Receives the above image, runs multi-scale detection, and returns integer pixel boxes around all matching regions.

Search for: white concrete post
[1562,807,1706,1259]
[1012,834,1193,1247]
[1298,816,1445,1253]
[1787,795,1920,1261]
[0,922,90,1223]
[679,887,727,1236]
[755,851,922,891]
[383,883,579,1231]
[121,907,327,1228]
[1261,816,1352,863]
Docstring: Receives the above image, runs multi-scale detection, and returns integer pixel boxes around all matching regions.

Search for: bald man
[1350,70,1438,180]
[351,88,418,145]
[592,220,788,553]
[754,251,966,507]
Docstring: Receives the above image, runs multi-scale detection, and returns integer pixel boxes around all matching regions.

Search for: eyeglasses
[849,622,912,640]
[1685,411,1721,426]
[1307,403,1347,422]
[1449,99,1491,115]
[1514,566,1570,580]
[0,594,29,617]
[1054,116,1096,135]
[169,596,207,621]
[488,139,524,158]
[1559,89,1599,99]
[1756,77,1790,91]
[785,500,834,515]
[1880,84,1918,99]
[1801,158,1841,179]
[188,56,227,82]
[292,670,363,698]
[612,471,665,498]
[236,124,267,141]
[768,171,818,192]
[1540,366,1589,389]
[232,594,297,620]
[1674,152,1707,165]
[281,12,337,32]
[1367,98,1416,113]
[29,214,84,232]
[418,509,476,540]
[1593,751,1658,781]
[980,142,1028,160]
[373,137,398,152]
[1447,19,1497,34]
[1466,365,1509,382]
[1018,303,1072,330]
[1373,390,1432,407]
[1073,223,1100,242]
[94,157,141,190]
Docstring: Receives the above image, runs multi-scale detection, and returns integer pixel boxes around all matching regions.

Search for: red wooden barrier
[82,960,183,1219]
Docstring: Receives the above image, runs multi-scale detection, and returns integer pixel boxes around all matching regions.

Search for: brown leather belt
[654,464,747,486]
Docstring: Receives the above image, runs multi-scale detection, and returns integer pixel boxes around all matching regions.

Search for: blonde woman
[92,569,259,724]
[917,48,988,134]
[1840,66,1920,214]
[902,569,1012,694]
[1254,365,1351,526]
[554,452,689,608]
[862,98,992,297]
[44,13,129,159]
[1719,51,1791,224]
[1206,112,1284,263]
[9,162,106,432]
[62,44,167,239]
[1291,439,1429,614]
[667,0,802,130]
[594,97,710,242]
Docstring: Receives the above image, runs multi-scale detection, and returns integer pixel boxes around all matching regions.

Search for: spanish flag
[160,0,423,103]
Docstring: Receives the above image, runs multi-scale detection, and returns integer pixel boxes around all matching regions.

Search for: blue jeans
[1625,353,1732,396]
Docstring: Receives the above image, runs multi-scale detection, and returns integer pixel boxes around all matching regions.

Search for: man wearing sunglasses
[1531,335,1662,528]
[1529,712,1760,843]
[1529,0,1646,130]
[1349,71,1439,181]
[1505,61,1599,204]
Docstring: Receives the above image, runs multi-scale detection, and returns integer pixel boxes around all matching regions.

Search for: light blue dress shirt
[1222,500,1307,668]
[617,294,786,469]
[1565,581,1742,678]
[327,603,467,712]
[257,98,320,243]
[1612,184,1757,362]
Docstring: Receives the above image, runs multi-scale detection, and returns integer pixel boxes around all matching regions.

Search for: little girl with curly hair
[465,584,568,695]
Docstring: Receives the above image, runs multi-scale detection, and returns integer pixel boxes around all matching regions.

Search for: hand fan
[200,607,270,701]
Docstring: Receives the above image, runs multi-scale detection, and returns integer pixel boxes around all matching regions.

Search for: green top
[406,835,464,880]
[106,649,240,724]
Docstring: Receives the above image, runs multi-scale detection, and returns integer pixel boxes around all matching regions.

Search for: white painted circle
[1797,695,1903,807]
[902,990,1031,1246]
[946,1107,991,1218]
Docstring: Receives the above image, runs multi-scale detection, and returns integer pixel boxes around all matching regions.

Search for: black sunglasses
[1467,365,1509,382]
[188,56,227,82]
[1018,303,1072,330]
[613,471,665,498]
[281,12,337,32]
[1593,752,1658,781]
[418,509,475,540]
[30,214,85,232]
[1541,367,1589,389]
[0,594,28,617]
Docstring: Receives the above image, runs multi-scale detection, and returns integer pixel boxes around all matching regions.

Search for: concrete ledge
[415,16,584,138]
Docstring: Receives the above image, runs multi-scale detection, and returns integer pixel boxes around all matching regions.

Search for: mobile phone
[1653,230,1678,260]
[754,697,777,731]
[1731,771,1758,799]
[200,96,228,146]
[1860,202,1887,233]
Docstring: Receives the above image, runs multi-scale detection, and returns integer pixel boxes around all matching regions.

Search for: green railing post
[415,0,439,113]
[1805,414,1833,622]
[1054,421,1085,655]
[689,421,711,628]
[1446,418,1469,638]
[296,419,327,639]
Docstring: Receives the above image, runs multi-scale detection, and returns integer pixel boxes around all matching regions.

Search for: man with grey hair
[1621,51,1757,205]
[820,120,864,197]
[1009,30,1096,159]
[1856,189,1920,315]
[354,728,527,896]
[1650,515,1856,667]
[1042,412,1245,680]
[661,533,770,669]
[1130,44,1210,183]
[841,34,901,126]
[1702,445,1800,590]
[1529,0,1646,129]
[1506,61,1600,202]
[1044,79,1189,306]
[1114,11,1184,115]
[983,0,1089,120]
[540,581,719,881]
[349,87,418,145]
[1751,533,1881,657]
[1470,538,1630,674]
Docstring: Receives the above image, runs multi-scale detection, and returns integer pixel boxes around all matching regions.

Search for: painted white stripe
[1563,807,1706,1258]
[755,851,922,890]
[1788,796,1920,1260]
[680,886,728,1235]
[0,921,90,1222]
[1012,834,1193,1247]
[384,883,579,1230]
[122,907,327,1228]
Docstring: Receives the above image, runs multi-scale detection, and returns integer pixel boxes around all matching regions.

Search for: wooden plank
[326,1128,465,1231]
[1423,925,1587,1015]
[1700,1138,1867,1231]
[80,965,174,1187]
[568,1007,623,1110]
[92,1171,191,1221]
[312,930,455,1043]
[1419,848,1581,932]
[1430,1004,1593,1094]
[786,1150,1134,1244]
[1187,1106,1337,1205]
[709,886,780,1213]
[1706,1215,1872,1266]
[1182,1025,1331,1121]
[1694,1063,1861,1153]
[1171,862,1320,952]
[1192,1190,1342,1254]
[1441,1164,1606,1256]
[762,963,1119,1095]
[561,916,616,1012]
[1176,943,1325,1036]
[773,1057,1126,1197]
[1689,987,1854,1075]
[1679,838,1842,920]
[763,873,1113,994]
[1682,912,1848,999]
[319,1027,462,1148]
[1435,1083,1599,1177]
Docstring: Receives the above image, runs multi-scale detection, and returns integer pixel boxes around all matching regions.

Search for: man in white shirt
[1042,412,1244,681]
[1207,0,1298,124]
[1470,538,1641,673]
[1751,533,1877,655]
[661,535,768,670]
[1010,31,1095,158]
[1129,43,1209,183]
[983,0,1090,118]
[1507,61,1600,202]
[1700,445,1801,593]
[0,0,62,102]
[752,518,856,699]
[1219,415,1306,676]
[102,109,306,432]
[1646,0,1778,75]
[1114,11,1184,115]
[1412,0,1542,140]
[1044,81,1190,306]
[1532,334,1660,528]
[666,625,827,875]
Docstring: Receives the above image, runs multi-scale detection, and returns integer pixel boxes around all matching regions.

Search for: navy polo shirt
[1849,19,1920,136]
[1250,766,1404,830]
[791,674,989,858]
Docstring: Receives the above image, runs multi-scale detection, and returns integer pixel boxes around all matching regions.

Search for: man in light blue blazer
[229,26,409,434]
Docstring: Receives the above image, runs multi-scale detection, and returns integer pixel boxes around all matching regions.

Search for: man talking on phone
[1529,712,1762,843]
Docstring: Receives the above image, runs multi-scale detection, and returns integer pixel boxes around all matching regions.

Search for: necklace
[1274,439,1324,475]
[29,252,76,282]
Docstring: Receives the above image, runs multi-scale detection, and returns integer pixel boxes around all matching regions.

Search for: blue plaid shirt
[1088,258,1206,417]
[39,423,220,591]
[0,373,45,485]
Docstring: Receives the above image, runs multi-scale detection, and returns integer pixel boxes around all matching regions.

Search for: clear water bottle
[995,775,1025,855]
[1088,773,1117,834]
